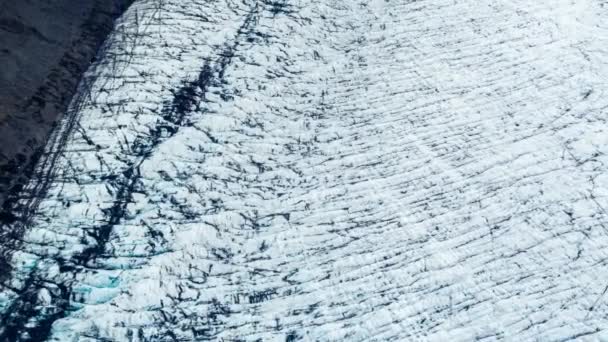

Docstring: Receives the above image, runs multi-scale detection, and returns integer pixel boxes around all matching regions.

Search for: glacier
[1,0,608,340]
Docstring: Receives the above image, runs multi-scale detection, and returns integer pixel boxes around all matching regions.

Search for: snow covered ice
[2,0,608,340]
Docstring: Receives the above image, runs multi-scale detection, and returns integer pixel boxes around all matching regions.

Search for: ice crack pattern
[2,0,608,341]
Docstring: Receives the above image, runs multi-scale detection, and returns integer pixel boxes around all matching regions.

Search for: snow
[2,0,608,340]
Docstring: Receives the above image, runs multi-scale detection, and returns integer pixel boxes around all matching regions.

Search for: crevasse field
[1,0,608,340]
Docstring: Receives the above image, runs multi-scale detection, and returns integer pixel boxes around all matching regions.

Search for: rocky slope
[1,0,608,341]
[0,0,133,213]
